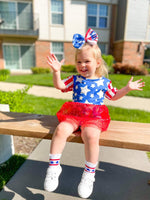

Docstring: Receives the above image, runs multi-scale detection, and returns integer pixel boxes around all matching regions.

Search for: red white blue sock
[49,154,61,168]
[84,161,97,174]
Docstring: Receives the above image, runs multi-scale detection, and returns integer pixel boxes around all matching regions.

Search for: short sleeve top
[62,75,117,105]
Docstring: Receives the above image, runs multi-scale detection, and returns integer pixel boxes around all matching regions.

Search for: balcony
[0,11,39,39]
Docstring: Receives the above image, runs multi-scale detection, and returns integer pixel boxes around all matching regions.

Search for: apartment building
[0,0,150,72]
[114,0,150,66]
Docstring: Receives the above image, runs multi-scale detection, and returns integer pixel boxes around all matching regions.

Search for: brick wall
[35,40,50,68]
[112,41,124,62]
[64,42,76,65]
[113,41,144,66]
[35,41,76,68]
[0,41,4,69]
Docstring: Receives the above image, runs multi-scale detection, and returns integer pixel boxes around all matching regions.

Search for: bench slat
[0,112,150,151]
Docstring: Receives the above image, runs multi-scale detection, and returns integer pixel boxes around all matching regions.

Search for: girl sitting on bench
[44,28,145,198]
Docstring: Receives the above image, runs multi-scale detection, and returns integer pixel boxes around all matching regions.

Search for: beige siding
[33,0,49,40]
[125,0,149,41]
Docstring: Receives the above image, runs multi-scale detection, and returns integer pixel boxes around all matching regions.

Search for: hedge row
[113,63,148,75]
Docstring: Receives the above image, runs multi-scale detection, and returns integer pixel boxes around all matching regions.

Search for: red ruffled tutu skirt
[57,102,110,132]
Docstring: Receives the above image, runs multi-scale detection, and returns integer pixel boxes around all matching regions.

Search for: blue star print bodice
[73,75,110,105]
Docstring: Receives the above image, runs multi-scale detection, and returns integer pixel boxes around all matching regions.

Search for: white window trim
[51,42,64,60]
[50,0,64,25]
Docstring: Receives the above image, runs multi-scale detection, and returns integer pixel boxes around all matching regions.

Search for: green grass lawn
[21,94,150,123]
[147,152,150,160]
[5,73,74,87]
[0,155,27,191]
[109,74,150,98]
[3,72,150,122]
[5,73,150,98]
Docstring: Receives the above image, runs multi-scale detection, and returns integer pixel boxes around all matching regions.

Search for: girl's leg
[50,121,77,154]
[81,126,101,164]
[78,126,101,199]
[44,121,78,192]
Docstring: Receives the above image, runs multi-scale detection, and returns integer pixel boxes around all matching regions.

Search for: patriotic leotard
[57,75,117,132]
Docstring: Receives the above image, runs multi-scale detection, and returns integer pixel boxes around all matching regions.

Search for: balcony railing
[0,11,39,38]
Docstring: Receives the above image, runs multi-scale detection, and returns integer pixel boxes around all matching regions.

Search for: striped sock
[49,154,61,168]
[84,161,97,174]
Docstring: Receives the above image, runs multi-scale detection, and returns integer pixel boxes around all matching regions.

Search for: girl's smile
[76,48,100,79]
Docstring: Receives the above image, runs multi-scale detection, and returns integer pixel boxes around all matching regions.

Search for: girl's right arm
[47,53,66,90]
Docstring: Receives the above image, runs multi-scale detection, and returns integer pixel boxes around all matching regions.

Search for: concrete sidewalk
[0,140,150,200]
[0,82,150,112]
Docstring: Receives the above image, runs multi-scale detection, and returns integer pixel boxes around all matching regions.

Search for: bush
[143,63,150,74]
[31,67,50,74]
[113,63,148,75]
[0,69,10,81]
[102,54,114,67]
[0,85,33,112]
[0,175,5,190]
[61,65,77,72]
[102,55,114,74]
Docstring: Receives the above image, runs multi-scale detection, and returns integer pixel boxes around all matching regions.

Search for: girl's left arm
[111,77,145,101]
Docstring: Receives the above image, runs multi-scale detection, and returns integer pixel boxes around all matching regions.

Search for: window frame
[98,42,108,55]
[87,3,109,29]
[51,0,64,25]
[3,43,35,70]
[51,42,64,61]
[0,1,33,30]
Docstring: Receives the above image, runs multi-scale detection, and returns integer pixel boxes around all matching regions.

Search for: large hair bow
[72,28,98,49]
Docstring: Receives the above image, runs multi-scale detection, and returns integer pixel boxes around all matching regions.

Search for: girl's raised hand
[47,53,65,72]
[127,76,145,91]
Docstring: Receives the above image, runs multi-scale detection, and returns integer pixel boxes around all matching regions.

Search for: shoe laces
[81,172,95,187]
[46,168,59,180]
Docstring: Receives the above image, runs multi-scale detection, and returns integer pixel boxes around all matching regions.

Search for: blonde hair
[75,43,108,77]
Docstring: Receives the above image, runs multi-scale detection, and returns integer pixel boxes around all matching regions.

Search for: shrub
[0,85,33,112]
[31,67,50,74]
[113,63,148,75]
[0,175,5,190]
[143,63,150,74]
[0,69,10,81]
[102,55,114,74]
[61,65,77,72]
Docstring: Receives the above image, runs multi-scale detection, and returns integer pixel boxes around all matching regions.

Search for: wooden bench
[0,111,150,152]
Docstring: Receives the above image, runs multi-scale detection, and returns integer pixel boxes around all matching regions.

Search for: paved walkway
[0,82,150,111]
[0,82,150,200]
[0,141,150,200]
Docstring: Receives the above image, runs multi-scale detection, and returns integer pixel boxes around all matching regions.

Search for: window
[3,44,35,70]
[144,46,150,65]
[98,43,107,54]
[0,2,16,29]
[0,1,33,30]
[88,4,97,27]
[51,42,64,61]
[51,0,63,25]
[99,5,108,28]
[88,4,109,28]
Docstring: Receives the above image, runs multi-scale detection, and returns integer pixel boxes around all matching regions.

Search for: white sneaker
[44,165,62,192]
[78,171,95,199]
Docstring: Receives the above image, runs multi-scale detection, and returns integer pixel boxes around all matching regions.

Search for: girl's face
[76,47,101,79]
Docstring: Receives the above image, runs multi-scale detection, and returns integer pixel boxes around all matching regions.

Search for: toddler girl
[44,29,145,198]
